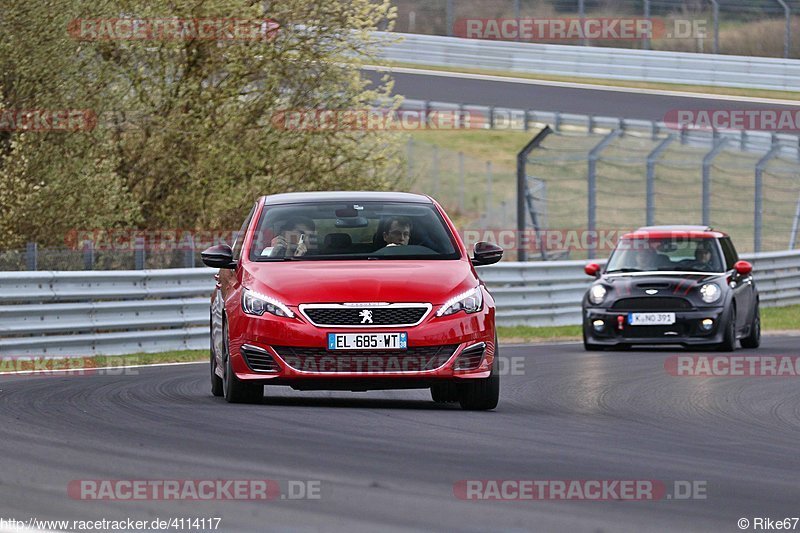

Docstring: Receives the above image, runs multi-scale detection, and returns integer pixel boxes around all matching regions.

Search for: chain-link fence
[390,0,800,58]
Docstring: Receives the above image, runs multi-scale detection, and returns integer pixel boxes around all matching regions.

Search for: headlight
[437,286,483,317]
[589,285,607,305]
[242,288,295,318]
[699,283,721,303]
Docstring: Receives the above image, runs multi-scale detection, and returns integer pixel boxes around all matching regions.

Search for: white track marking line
[363,64,800,106]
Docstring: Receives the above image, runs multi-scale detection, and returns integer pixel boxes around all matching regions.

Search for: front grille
[611,297,692,311]
[273,345,458,373]
[301,306,429,326]
[454,343,486,371]
[241,345,280,373]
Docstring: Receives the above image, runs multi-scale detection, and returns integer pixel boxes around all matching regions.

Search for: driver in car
[382,216,412,247]
[692,242,715,270]
[266,216,317,258]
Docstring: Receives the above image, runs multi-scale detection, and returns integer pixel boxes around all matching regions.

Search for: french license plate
[628,313,676,326]
[327,333,407,350]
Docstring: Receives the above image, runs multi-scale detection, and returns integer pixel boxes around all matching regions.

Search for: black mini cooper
[582,226,759,351]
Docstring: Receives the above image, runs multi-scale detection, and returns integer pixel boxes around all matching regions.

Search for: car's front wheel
[740,304,761,349]
[210,321,223,397]
[457,349,499,411]
[716,309,737,352]
[221,319,263,404]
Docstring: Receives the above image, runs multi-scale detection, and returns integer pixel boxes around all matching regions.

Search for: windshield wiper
[605,268,643,273]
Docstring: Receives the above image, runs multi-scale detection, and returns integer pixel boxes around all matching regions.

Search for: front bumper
[228,303,497,385]
[583,306,726,346]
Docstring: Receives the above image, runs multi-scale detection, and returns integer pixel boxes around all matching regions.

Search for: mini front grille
[454,343,486,371]
[611,297,692,311]
[273,345,458,373]
[301,306,429,326]
[240,345,280,373]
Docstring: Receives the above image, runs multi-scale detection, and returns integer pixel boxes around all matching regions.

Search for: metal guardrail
[1,250,798,356]
[375,32,800,92]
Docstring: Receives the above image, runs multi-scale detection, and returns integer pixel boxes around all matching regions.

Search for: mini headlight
[437,286,483,317]
[699,283,721,303]
[589,285,607,305]
[242,288,295,318]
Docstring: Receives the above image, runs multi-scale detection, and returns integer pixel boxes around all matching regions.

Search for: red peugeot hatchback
[201,192,504,410]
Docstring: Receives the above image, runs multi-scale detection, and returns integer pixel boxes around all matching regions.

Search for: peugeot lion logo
[359,309,373,324]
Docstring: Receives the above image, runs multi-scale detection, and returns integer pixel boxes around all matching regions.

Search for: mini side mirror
[584,263,601,277]
[734,260,752,276]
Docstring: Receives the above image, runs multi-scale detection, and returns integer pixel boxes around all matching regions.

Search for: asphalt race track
[364,68,800,121]
[2,336,799,532]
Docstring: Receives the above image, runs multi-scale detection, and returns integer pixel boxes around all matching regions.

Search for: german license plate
[327,333,407,350]
[628,313,676,326]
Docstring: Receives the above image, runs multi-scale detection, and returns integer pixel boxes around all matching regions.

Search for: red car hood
[243,260,476,305]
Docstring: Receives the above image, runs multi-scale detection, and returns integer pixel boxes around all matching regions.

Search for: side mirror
[584,263,601,277]
[201,244,236,269]
[471,242,503,266]
[734,260,752,276]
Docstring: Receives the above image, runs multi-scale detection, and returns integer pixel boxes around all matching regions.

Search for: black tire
[431,383,459,403]
[457,350,499,411]
[740,304,761,349]
[716,309,736,352]
[222,320,263,404]
[210,327,224,397]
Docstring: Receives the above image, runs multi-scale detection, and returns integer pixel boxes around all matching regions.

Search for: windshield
[248,201,460,261]
[605,237,724,273]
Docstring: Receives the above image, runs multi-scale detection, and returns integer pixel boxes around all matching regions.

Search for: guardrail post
[554,111,561,132]
[446,0,454,37]
[646,134,676,226]
[710,0,720,53]
[26,242,37,271]
[777,0,791,58]
[517,126,553,261]
[702,137,728,226]
[83,241,94,270]
[489,106,495,129]
[523,109,530,132]
[755,144,782,252]
[789,192,800,249]
[183,234,195,268]
[134,236,146,270]
[588,115,594,134]
[643,0,651,50]
[588,130,622,259]
[578,0,587,46]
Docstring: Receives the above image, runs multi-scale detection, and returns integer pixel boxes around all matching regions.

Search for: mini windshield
[605,237,724,273]
[248,201,460,261]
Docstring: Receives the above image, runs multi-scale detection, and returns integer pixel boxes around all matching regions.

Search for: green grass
[377,61,800,102]
[762,304,800,330]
